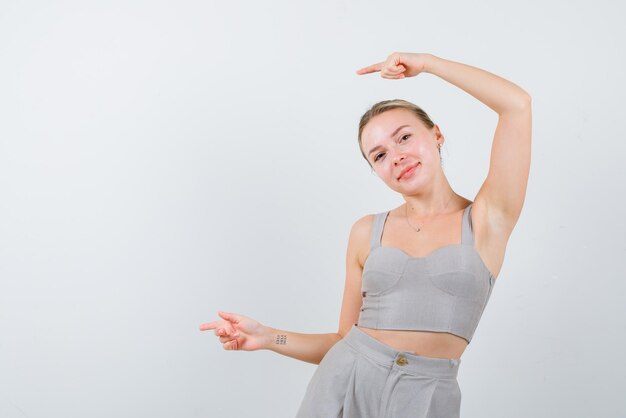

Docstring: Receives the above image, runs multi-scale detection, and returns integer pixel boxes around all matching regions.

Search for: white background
[1,1,625,417]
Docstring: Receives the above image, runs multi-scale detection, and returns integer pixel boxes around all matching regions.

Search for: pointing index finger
[199,321,219,331]
[356,62,383,75]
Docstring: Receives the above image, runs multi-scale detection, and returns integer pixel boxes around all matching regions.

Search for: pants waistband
[343,325,461,379]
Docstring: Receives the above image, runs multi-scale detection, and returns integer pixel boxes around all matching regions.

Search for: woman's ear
[433,124,444,145]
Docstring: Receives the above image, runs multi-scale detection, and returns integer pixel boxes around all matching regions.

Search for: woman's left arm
[432,56,532,231]
[427,55,532,227]
[358,53,532,227]
[424,54,531,114]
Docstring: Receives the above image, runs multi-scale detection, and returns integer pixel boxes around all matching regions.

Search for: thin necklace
[404,193,455,233]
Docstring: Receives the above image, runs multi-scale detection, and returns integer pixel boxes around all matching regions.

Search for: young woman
[200,52,531,417]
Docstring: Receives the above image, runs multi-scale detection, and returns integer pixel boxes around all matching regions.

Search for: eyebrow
[367,125,411,158]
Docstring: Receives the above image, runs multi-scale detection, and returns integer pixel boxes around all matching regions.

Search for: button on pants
[296,324,462,418]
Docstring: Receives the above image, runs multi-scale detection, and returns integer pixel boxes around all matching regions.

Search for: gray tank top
[357,203,495,344]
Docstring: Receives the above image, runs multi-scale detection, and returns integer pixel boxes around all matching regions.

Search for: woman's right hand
[199,311,268,351]
[356,52,433,79]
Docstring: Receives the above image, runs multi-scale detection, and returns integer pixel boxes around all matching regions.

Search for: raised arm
[423,54,531,225]
[357,52,532,228]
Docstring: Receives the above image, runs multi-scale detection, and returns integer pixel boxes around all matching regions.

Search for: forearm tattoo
[274,334,287,345]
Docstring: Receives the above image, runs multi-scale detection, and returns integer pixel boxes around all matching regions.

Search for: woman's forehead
[362,109,425,146]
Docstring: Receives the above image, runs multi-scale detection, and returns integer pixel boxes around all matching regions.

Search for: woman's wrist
[422,53,440,74]
[259,325,279,351]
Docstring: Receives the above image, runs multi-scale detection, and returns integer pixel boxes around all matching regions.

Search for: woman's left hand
[356,52,432,79]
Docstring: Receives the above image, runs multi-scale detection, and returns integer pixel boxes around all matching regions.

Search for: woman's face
[361,108,443,193]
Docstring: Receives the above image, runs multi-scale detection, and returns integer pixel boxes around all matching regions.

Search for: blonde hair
[358,99,436,169]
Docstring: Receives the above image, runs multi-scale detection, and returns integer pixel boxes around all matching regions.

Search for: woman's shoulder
[350,212,378,240]
[348,212,381,268]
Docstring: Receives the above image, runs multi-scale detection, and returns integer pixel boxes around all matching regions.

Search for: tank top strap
[461,203,474,245]
[370,211,389,250]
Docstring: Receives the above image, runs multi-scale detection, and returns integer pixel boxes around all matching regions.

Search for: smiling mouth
[398,163,420,180]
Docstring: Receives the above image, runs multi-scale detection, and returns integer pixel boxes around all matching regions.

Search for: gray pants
[296,325,462,418]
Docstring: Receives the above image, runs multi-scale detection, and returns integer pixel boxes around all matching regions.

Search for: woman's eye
[373,135,409,162]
